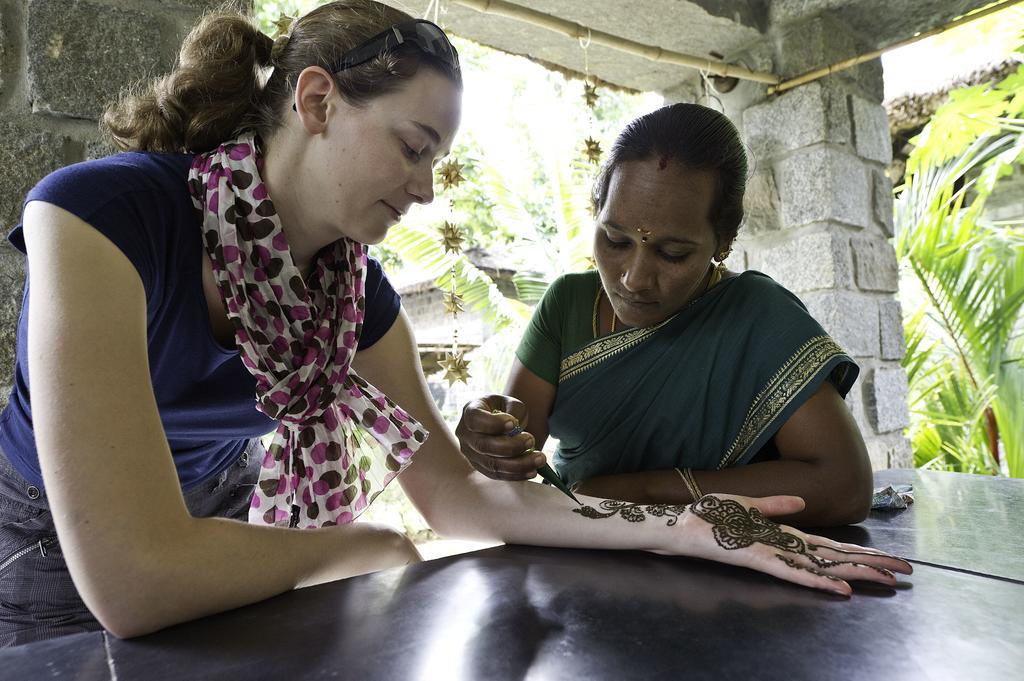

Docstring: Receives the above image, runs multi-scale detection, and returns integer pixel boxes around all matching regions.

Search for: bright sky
[882,3,1024,100]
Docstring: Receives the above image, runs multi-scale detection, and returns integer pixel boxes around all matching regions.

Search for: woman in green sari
[456,103,873,526]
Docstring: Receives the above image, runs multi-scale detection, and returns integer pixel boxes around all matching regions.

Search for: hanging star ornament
[437,159,465,191]
[439,350,471,386]
[439,221,465,254]
[443,289,465,316]
[583,137,603,164]
[583,80,599,108]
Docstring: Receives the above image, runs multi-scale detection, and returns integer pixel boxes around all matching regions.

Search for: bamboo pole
[768,0,1024,95]
[450,0,782,85]
[451,0,1024,96]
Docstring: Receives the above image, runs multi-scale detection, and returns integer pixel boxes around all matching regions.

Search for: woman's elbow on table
[844,481,873,525]
[838,445,875,525]
[818,472,873,526]
[100,607,166,641]
[75,538,194,640]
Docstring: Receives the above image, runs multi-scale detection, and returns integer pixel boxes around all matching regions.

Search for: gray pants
[0,440,263,647]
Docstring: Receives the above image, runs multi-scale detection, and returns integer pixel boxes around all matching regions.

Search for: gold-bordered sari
[547,271,858,486]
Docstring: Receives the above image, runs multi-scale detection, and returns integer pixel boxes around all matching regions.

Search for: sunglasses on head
[330,19,460,74]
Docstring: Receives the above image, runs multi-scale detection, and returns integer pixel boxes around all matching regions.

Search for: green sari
[521,271,857,487]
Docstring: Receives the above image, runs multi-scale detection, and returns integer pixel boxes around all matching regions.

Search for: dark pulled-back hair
[103,0,461,154]
[592,103,749,247]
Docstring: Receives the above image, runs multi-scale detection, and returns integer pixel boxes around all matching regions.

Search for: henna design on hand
[688,495,807,552]
[810,544,900,577]
[573,499,689,526]
[688,496,897,584]
[806,551,894,578]
[775,554,844,582]
[865,565,895,578]
[574,495,898,586]
[806,553,843,569]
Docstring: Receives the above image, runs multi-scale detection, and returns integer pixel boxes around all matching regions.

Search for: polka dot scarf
[187,134,428,528]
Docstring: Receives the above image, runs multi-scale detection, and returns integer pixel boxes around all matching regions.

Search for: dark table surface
[828,468,1024,583]
[3,469,1023,680]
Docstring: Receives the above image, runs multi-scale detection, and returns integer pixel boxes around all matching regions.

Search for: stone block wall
[0,0,247,411]
[733,13,912,468]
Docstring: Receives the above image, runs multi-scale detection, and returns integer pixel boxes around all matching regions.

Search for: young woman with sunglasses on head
[0,1,909,646]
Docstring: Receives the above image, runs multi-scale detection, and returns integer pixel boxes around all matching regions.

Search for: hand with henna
[455,394,545,481]
[573,493,912,596]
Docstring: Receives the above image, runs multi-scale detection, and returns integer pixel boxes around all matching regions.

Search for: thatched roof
[886,57,1023,135]
[885,57,1023,182]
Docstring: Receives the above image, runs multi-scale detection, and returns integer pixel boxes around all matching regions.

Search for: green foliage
[253,0,322,33]
[384,220,534,330]
[909,61,1024,173]
[897,67,1024,477]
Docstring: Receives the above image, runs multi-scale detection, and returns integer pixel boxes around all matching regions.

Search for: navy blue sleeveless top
[0,152,401,491]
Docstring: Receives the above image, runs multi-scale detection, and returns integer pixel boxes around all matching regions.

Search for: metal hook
[578,28,593,77]
[578,27,592,50]
[698,67,725,112]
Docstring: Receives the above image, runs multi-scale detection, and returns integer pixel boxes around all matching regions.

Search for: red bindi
[658,156,669,170]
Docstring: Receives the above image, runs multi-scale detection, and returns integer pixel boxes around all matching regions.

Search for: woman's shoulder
[716,270,847,357]
[531,270,600,326]
[719,269,808,313]
[545,270,600,300]
[10,151,196,253]
[11,152,200,296]
[28,151,195,206]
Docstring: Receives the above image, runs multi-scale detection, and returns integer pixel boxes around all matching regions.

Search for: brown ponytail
[103,13,273,153]
[103,1,462,155]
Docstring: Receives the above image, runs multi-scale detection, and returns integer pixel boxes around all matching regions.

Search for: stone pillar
[736,13,912,469]
[0,0,247,411]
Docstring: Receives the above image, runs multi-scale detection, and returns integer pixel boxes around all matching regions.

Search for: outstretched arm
[24,202,420,639]
[352,310,906,594]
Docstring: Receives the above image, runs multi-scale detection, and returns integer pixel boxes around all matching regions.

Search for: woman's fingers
[767,552,854,596]
[455,396,541,480]
[762,530,910,588]
[466,447,542,479]
[491,396,529,429]
[460,395,529,435]
[806,540,914,575]
[459,397,515,435]
[770,549,906,595]
[732,494,806,518]
[801,552,897,582]
[466,430,535,458]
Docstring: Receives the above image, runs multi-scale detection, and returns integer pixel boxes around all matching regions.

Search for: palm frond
[385,222,530,331]
[896,127,1024,477]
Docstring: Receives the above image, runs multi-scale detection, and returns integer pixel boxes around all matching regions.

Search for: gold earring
[712,247,731,281]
